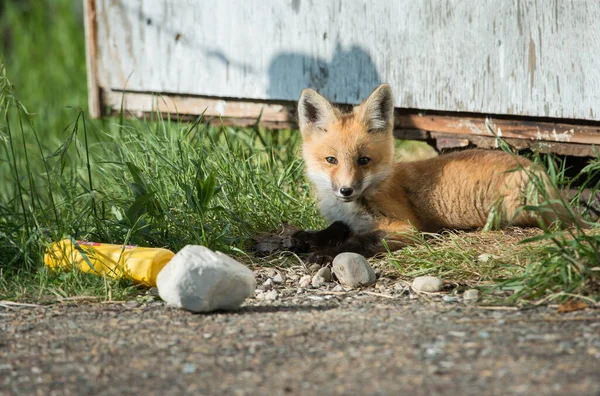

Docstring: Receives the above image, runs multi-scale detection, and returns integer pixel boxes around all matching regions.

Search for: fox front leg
[306,220,419,264]
[284,221,352,254]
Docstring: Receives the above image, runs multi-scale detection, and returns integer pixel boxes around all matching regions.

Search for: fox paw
[281,230,314,254]
[306,250,336,265]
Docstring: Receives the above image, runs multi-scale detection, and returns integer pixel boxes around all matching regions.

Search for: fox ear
[358,84,395,133]
[297,89,338,133]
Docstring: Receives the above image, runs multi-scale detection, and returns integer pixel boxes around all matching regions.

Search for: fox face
[297,84,396,203]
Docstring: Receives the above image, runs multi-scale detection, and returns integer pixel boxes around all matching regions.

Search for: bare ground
[2,291,599,396]
[2,228,599,395]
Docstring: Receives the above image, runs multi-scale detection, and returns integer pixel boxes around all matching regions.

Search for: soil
[2,286,599,395]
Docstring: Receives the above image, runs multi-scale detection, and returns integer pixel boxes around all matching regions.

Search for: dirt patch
[2,293,599,395]
[3,228,598,395]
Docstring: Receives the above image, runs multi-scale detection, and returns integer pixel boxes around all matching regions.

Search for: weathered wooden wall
[93,0,600,121]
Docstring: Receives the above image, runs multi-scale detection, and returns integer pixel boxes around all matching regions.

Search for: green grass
[1,0,599,304]
[0,63,322,299]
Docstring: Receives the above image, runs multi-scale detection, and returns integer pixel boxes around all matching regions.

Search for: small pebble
[296,288,305,294]
[332,253,376,288]
[463,289,479,302]
[272,273,286,284]
[442,295,459,303]
[478,331,490,339]
[299,274,312,288]
[316,267,332,282]
[332,284,344,292]
[311,275,325,288]
[265,289,278,300]
[477,253,499,263]
[259,278,274,291]
[309,263,321,272]
[123,300,140,308]
[412,276,443,292]
[182,364,196,374]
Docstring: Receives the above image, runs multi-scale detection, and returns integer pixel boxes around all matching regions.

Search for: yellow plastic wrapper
[44,239,175,287]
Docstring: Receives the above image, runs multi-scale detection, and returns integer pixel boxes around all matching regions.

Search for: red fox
[290,84,587,263]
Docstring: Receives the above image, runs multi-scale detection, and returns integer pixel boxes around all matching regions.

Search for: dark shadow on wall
[267,43,382,104]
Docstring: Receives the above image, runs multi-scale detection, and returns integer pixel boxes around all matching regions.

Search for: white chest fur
[317,193,375,234]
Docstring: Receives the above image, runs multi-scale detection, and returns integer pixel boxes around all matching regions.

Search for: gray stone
[477,253,500,263]
[309,263,321,272]
[272,273,286,284]
[264,289,278,300]
[442,295,459,303]
[463,289,479,302]
[157,245,256,313]
[412,276,443,292]
[316,266,332,282]
[332,253,376,288]
[259,278,274,291]
[311,275,325,288]
[299,274,312,288]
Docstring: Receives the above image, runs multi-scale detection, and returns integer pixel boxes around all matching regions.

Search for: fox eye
[325,156,338,165]
[358,157,371,166]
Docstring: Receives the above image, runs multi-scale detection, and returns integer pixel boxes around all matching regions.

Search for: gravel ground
[2,276,599,396]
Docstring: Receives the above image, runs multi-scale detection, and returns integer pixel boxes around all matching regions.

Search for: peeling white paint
[214,100,227,116]
[94,0,600,121]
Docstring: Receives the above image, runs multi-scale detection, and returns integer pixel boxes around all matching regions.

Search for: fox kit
[291,83,586,263]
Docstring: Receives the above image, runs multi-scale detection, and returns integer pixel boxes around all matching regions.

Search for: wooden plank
[395,113,600,146]
[428,132,598,157]
[102,91,293,124]
[93,0,600,121]
[104,91,599,156]
[83,0,100,118]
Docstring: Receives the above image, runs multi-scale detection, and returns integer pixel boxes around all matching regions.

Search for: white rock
[259,278,274,291]
[265,289,278,300]
[332,253,376,288]
[316,267,332,282]
[443,295,459,303]
[412,276,443,292]
[311,275,325,288]
[463,289,479,301]
[332,284,345,292]
[299,274,312,288]
[296,288,305,294]
[477,253,499,263]
[254,290,265,300]
[272,273,286,284]
[157,245,256,313]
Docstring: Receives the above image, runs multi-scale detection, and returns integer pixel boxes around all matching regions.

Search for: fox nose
[339,187,354,197]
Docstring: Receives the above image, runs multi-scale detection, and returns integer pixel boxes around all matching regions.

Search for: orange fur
[296,84,585,260]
